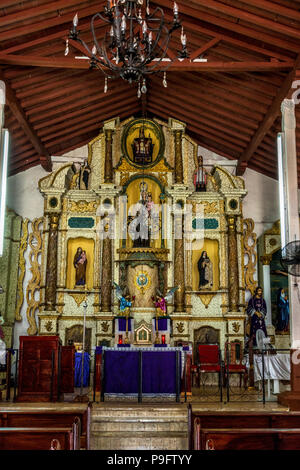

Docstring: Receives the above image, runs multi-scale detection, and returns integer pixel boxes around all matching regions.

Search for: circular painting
[121,118,165,169]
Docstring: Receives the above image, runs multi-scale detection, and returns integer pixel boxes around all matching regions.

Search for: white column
[262,262,272,326]
[280,99,300,349]
[0,81,5,129]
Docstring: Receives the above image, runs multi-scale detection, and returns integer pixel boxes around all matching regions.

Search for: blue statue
[276,287,289,333]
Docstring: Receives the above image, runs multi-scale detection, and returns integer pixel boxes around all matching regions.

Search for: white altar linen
[251,353,290,381]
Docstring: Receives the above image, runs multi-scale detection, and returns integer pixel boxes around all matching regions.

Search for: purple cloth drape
[116,318,133,331]
[103,350,180,394]
[157,318,168,330]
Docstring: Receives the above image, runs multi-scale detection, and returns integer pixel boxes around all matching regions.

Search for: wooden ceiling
[0,0,300,182]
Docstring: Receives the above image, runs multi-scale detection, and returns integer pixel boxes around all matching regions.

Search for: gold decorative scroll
[192,201,219,215]
[26,218,43,335]
[243,218,257,297]
[69,200,98,213]
[15,218,29,321]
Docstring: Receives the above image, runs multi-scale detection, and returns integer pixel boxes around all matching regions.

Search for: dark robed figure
[246,286,268,346]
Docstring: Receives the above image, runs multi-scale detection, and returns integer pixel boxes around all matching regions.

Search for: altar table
[101,347,182,398]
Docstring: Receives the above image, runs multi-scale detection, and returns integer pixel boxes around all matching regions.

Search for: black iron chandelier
[65,0,188,96]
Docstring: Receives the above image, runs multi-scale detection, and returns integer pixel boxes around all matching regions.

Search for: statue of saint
[276,287,289,333]
[246,286,268,346]
[128,209,150,248]
[79,160,91,190]
[198,251,213,290]
[193,155,207,192]
[73,247,87,287]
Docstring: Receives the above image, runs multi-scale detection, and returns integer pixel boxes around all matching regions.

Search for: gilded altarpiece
[37,116,250,354]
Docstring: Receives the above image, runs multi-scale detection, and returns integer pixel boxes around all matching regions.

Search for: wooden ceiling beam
[149,94,244,153]
[41,96,138,142]
[225,0,300,23]
[236,53,300,175]
[153,1,300,53]
[160,73,263,122]
[189,37,220,60]
[47,104,139,149]
[185,0,300,41]
[0,73,52,172]
[150,86,250,143]
[0,0,88,28]
[0,53,294,72]
[0,3,101,42]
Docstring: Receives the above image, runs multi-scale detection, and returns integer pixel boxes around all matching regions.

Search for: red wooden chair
[224,340,248,388]
[197,343,223,389]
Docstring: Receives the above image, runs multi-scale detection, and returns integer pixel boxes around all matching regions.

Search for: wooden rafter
[0,72,52,172]
[236,54,300,175]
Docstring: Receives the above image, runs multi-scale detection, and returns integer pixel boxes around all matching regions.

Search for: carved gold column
[104,129,114,183]
[174,130,183,184]
[45,213,60,311]
[227,215,239,312]
[101,223,112,312]
[174,212,185,312]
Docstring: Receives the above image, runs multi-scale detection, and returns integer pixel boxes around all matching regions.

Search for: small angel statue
[113,282,135,317]
[113,282,135,345]
[152,286,179,317]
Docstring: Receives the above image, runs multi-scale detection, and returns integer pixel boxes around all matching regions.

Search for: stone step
[92,420,187,432]
[91,408,188,418]
[90,434,188,451]
[91,415,188,422]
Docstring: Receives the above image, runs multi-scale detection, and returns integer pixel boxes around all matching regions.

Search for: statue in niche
[70,163,81,189]
[113,282,135,316]
[198,251,213,290]
[79,159,91,190]
[193,155,207,192]
[276,287,290,333]
[132,126,154,164]
[128,210,150,248]
[152,287,179,316]
[73,247,87,287]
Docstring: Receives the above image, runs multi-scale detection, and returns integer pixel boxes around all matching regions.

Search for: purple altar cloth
[103,349,181,395]
[116,317,133,332]
[157,318,168,330]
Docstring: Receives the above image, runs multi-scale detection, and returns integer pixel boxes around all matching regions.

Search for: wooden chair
[197,343,223,388]
[224,340,248,388]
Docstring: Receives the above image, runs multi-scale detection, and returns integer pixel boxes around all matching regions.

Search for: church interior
[0,0,300,452]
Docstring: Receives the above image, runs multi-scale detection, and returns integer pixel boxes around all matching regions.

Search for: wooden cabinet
[17,336,74,402]
[60,345,75,393]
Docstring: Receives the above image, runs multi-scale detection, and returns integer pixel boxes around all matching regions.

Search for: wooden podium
[17,336,75,402]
